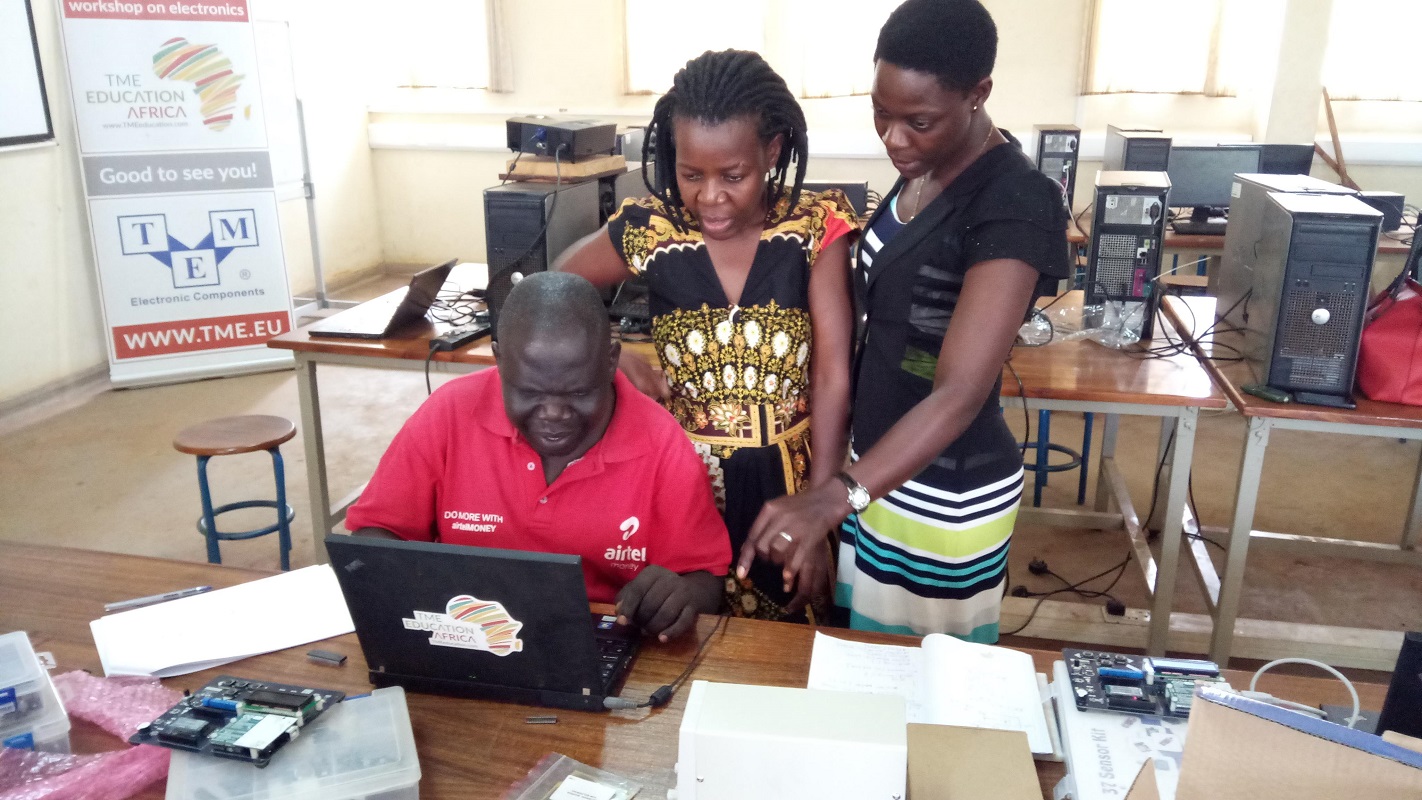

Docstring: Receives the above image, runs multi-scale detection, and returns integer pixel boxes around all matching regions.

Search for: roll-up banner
[58,0,294,387]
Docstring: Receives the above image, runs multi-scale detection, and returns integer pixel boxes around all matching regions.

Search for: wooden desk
[0,542,1389,800]
[1161,296,1417,668]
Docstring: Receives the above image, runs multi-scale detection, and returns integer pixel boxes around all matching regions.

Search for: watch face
[849,486,870,512]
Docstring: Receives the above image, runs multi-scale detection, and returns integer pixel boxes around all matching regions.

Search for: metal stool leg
[270,447,291,572]
[195,455,223,565]
[1078,412,1094,505]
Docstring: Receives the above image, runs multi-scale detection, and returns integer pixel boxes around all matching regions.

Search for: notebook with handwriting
[807,632,1057,757]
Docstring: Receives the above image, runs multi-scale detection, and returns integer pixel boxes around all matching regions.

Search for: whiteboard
[0,0,54,148]
[252,20,303,190]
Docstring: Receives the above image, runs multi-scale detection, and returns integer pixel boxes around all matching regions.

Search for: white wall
[0,0,383,406]
[7,0,1420,404]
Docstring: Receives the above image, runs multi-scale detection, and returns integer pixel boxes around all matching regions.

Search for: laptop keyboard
[591,614,635,690]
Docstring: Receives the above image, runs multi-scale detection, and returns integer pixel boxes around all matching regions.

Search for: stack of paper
[90,565,355,677]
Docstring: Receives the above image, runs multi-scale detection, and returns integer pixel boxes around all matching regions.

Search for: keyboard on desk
[592,613,638,691]
[1170,218,1229,236]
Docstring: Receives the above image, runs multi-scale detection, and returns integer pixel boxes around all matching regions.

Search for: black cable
[423,346,437,396]
[501,150,523,185]
[1002,555,1131,637]
[1141,427,1176,539]
[605,612,730,710]
[1186,473,1225,550]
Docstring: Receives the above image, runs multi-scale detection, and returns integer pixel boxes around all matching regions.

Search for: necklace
[903,126,997,221]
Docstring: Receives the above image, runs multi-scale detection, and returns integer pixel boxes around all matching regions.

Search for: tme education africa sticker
[402,595,524,656]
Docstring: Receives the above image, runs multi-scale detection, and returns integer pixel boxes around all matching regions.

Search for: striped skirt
[835,467,1023,643]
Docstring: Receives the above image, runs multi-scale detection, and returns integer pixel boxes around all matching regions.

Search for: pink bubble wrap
[0,671,181,800]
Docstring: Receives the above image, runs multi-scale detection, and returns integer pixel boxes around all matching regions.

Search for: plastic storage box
[165,686,420,800]
[0,631,48,726]
[0,638,70,753]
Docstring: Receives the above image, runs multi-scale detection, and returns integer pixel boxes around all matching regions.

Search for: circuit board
[129,676,344,767]
[1063,648,1227,720]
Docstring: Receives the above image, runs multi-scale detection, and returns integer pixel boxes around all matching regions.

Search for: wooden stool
[173,415,297,570]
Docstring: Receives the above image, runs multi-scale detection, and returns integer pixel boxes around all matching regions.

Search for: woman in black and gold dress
[556,50,857,622]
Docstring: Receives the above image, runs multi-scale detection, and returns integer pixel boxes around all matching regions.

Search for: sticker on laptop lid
[402,594,524,656]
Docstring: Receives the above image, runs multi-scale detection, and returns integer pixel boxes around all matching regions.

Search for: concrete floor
[2,274,1419,649]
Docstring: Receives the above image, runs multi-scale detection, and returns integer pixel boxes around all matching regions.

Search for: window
[623,0,898,98]
[1084,0,1281,96]
[371,0,491,90]
[1321,0,1422,101]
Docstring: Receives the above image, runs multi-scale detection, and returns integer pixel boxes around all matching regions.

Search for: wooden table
[270,284,1225,655]
[0,542,1389,800]
[1003,293,1227,655]
[1161,295,1418,667]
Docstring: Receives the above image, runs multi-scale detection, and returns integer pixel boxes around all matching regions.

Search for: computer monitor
[1166,145,1261,215]
[1219,142,1314,176]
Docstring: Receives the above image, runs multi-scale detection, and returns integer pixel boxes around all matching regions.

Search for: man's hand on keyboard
[615,565,720,642]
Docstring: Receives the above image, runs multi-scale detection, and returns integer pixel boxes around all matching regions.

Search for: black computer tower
[483,179,601,332]
[598,165,648,225]
[1086,171,1170,338]
[1219,191,1381,407]
[1214,174,1356,302]
[1033,124,1080,208]
[1103,125,1171,172]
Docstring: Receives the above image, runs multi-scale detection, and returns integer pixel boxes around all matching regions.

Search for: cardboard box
[907,724,1039,800]
[1124,687,1422,800]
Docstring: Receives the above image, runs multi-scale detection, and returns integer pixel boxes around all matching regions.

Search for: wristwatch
[836,472,871,513]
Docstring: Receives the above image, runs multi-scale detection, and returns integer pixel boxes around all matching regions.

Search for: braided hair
[642,49,809,228]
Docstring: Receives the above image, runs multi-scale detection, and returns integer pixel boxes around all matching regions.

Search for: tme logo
[117,209,258,289]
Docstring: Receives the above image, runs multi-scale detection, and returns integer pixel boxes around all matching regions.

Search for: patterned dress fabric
[607,189,858,619]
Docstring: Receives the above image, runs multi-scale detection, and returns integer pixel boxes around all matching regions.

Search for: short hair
[644,49,809,227]
[496,272,609,352]
[874,0,997,92]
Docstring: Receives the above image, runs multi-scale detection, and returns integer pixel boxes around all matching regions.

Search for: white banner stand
[58,0,294,387]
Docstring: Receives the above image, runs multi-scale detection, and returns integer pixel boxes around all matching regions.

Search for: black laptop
[324,534,639,712]
[306,259,457,339]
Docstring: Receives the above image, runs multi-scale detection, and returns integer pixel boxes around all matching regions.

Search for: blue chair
[173,415,296,570]
[1022,410,1094,506]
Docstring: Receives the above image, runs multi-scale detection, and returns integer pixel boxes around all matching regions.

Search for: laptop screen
[325,535,608,698]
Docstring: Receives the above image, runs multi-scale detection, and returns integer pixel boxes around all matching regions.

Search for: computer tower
[1218,192,1381,407]
[598,165,652,333]
[1214,174,1357,306]
[1376,631,1422,740]
[1359,190,1405,232]
[483,179,601,333]
[1086,171,1170,338]
[598,165,648,225]
[1033,124,1080,208]
[1103,125,1171,172]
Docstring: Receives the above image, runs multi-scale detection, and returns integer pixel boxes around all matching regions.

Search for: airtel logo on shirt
[605,516,645,569]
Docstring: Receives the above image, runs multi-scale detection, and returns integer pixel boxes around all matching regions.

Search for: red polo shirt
[346,369,730,603]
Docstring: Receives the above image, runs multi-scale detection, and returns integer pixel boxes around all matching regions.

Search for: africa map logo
[153,37,244,131]
[118,210,258,289]
[402,595,525,656]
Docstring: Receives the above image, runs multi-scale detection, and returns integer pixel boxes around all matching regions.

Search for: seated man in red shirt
[347,272,730,642]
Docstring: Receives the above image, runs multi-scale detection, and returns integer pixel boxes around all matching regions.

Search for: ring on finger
[778,531,794,543]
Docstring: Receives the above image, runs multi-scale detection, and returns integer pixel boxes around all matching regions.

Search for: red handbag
[1356,271,1422,405]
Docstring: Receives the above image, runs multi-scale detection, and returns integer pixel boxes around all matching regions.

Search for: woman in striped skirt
[736,0,1070,642]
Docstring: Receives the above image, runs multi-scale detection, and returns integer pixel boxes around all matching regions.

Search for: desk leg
[1147,409,1196,656]
[1094,414,1121,513]
[1210,415,1271,665]
[1403,445,1422,551]
[295,356,331,564]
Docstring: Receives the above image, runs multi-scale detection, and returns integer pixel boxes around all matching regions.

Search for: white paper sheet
[89,564,355,677]
[807,632,1052,755]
